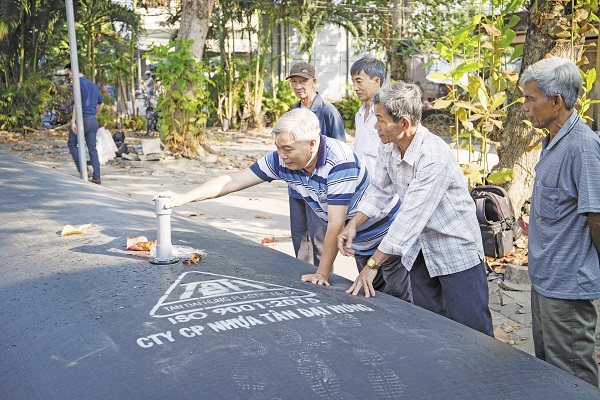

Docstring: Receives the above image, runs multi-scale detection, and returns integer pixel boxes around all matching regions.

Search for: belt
[83,115,96,119]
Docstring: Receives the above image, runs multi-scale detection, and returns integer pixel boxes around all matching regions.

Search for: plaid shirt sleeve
[357,146,399,221]
[377,156,452,257]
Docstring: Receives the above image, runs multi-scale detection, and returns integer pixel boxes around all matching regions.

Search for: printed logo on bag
[149,271,316,318]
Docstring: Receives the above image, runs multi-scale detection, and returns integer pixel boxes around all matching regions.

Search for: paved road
[4,129,599,369]
[2,150,599,398]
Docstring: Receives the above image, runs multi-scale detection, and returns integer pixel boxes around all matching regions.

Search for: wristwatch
[366,257,381,270]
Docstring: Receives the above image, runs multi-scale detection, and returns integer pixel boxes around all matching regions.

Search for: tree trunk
[177,0,215,60]
[494,0,573,215]
[389,0,409,81]
[18,8,25,84]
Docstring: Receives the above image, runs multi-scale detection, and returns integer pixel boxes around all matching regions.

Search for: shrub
[0,75,54,132]
[262,80,295,126]
[332,88,361,129]
[150,39,211,156]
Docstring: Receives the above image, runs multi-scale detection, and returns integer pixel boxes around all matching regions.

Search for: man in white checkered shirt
[338,81,494,336]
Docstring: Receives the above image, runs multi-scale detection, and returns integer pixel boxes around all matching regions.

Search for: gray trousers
[531,286,599,386]
[354,254,412,302]
[289,197,326,266]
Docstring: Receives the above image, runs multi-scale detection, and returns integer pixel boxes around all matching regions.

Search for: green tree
[76,0,139,81]
[493,0,599,213]
[150,39,211,156]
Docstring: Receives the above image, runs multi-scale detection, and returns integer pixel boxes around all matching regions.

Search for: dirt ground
[0,125,363,281]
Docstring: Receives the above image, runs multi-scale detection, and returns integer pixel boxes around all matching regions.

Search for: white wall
[286,24,372,102]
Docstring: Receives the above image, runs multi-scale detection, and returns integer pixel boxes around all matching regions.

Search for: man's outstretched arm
[153,168,264,208]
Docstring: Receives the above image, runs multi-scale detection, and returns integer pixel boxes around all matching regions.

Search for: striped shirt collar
[300,134,328,175]
[315,134,327,169]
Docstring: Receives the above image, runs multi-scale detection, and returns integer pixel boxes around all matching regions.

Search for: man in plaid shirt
[338,81,493,336]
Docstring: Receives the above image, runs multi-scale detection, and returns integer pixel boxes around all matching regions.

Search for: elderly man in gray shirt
[521,57,600,386]
[338,81,493,336]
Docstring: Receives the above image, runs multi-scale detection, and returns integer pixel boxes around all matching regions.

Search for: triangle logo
[149,271,317,318]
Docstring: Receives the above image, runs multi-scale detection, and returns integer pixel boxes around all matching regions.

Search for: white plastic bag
[96,127,118,165]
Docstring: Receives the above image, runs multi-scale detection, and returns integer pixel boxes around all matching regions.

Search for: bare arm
[153,168,264,208]
[589,213,600,255]
[337,211,370,256]
[301,204,348,285]
[96,103,104,115]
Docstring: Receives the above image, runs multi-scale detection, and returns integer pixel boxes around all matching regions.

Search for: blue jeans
[67,117,100,180]
[409,251,494,336]
[289,197,326,266]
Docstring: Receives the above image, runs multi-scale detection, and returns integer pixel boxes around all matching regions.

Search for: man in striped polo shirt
[154,108,410,301]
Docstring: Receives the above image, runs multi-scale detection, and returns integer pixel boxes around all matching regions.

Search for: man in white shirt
[351,57,385,174]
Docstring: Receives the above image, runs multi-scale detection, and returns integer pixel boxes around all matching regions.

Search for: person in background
[521,56,600,386]
[338,81,493,337]
[65,63,103,184]
[350,56,385,174]
[143,70,157,109]
[153,109,410,301]
[287,61,346,267]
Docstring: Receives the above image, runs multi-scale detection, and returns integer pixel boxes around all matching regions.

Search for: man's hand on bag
[346,267,378,297]
[301,272,330,286]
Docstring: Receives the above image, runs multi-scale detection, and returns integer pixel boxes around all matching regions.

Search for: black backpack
[470,185,521,258]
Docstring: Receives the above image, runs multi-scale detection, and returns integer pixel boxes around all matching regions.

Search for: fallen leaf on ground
[61,224,95,236]
[187,212,204,217]
[261,236,276,244]
[501,321,522,334]
[493,325,510,343]
[255,215,271,219]
[183,252,204,265]
[126,236,155,251]
[127,241,155,251]
[514,236,528,249]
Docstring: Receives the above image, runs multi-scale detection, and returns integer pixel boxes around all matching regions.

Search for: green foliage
[208,60,245,131]
[46,82,73,126]
[262,80,295,126]
[333,88,361,129]
[578,68,600,122]
[429,0,525,187]
[566,1,600,123]
[0,75,53,132]
[409,0,480,52]
[75,0,139,79]
[150,39,211,157]
[122,116,145,131]
[97,104,117,130]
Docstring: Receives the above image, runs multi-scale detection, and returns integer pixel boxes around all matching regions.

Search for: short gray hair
[373,81,422,124]
[351,57,386,85]
[519,57,581,110]
[272,108,321,141]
